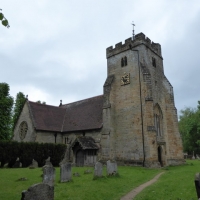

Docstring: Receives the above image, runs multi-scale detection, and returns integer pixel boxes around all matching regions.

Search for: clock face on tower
[121,73,130,86]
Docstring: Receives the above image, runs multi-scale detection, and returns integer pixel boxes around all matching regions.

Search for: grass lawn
[134,160,199,200]
[0,160,199,200]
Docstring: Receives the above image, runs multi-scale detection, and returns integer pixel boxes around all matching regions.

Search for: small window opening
[54,133,57,143]
[121,58,124,67]
[124,56,127,66]
[152,57,156,67]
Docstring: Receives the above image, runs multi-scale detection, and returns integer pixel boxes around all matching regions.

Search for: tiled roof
[61,95,103,132]
[28,101,66,132]
[28,95,103,132]
[71,136,99,149]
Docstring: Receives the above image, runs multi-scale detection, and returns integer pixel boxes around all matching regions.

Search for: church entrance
[76,150,84,166]
[158,146,163,167]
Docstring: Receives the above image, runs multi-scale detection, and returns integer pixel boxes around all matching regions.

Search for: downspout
[129,45,146,167]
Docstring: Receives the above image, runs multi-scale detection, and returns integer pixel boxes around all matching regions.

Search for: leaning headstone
[94,161,103,177]
[21,183,54,200]
[107,160,118,176]
[29,159,38,169]
[43,165,55,186]
[194,173,200,199]
[13,157,22,168]
[60,159,72,182]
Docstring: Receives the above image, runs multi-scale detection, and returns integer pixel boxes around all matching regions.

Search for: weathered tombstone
[94,161,103,177]
[106,160,118,176]
[13,157,22,168]
[44,157,53,167]
[21,183,54,200]
[29,159,38,169]
[194,173,200,199]
[43,165,55,186]
[192,151,196,159]
[60,159,72,182]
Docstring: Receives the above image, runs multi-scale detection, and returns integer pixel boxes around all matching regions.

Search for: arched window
[121,58,124,67]
[154,104,163,136]
[124,56,127,66]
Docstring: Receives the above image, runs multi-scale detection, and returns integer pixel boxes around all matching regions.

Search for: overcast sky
[1,0,200,117]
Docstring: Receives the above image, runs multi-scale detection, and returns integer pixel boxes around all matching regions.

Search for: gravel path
[120,172,165,200]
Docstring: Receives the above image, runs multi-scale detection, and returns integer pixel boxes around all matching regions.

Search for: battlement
[106,32,162,58]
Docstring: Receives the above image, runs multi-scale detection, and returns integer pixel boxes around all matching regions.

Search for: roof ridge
[61,94,103,107]
[28,101,65,109]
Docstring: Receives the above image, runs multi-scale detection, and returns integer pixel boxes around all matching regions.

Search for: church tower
[100,32,184,167]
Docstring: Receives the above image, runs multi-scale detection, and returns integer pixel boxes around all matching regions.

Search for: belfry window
[121,57,127,67]
[124,56,127,66]
[152,57,156,67]
[121,58,124,67]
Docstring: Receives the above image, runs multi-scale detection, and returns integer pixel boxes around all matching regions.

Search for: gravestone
[94,161,103,177]
[13,157,22,168]
[43,165,55,186]
[60,159,72,182]
[29,159,38,169]
[107,160,117,176]
[44,157,53,167]
[21,183,54,200]
[195,173,200,199]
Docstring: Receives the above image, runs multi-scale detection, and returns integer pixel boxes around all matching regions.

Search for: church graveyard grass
[0,160,199,200]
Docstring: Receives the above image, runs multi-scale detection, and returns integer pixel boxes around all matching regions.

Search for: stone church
[13,32,184,167]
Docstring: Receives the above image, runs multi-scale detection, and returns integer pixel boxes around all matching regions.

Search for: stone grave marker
[60,159,72,182]
[107,160,117,176]
[94,161,103,177]
[13,157,22,168]
[21,183,54,200]
[44,156,53,167]
[43,165,55,186]
[29,159,38,169]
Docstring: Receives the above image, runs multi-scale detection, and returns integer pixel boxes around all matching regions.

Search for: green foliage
[179,102,200,154]
[0,9,10,28]
[12,92,26,131]
[0,83,14,140]
[0,141,66,167]
[36,100,46,104]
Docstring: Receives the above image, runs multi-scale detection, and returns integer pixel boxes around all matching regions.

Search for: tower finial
[131,21,135,40]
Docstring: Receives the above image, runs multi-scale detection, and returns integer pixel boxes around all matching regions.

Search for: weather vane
[131,21,135,40]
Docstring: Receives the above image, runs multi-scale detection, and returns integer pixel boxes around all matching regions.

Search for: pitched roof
[71,136,99,149]
[61,95,103,132]
[28,101,66,132]
[28,95,103,132]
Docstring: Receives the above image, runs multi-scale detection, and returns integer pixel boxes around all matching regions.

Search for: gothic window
[121,58,124,67]
[19,121,28,140]
[152,57,156,67]
[124,56,127,66]
[154,104,163,136]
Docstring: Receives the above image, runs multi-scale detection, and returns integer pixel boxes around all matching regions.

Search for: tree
[179,102,200,154]
[0,9,10,28]
[12,92,26,131]
[0,83,13,140]
[36,100,46,105]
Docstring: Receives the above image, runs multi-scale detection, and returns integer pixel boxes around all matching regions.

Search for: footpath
[120,172,165,200]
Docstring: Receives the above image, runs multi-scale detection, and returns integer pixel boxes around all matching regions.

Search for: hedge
[0,141,66,167]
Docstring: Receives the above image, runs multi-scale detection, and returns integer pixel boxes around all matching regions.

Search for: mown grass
[0,166,159,200]
[134,160,199,200]
[0,160,199,200]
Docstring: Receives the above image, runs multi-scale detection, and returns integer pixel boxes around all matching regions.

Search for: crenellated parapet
[106,32,162,58]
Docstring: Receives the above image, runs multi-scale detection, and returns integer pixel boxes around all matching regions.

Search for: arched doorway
[158,146,163,167]
[76,150,84,166]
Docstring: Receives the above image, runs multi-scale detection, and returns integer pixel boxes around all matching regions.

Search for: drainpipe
[129,45,146,167]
